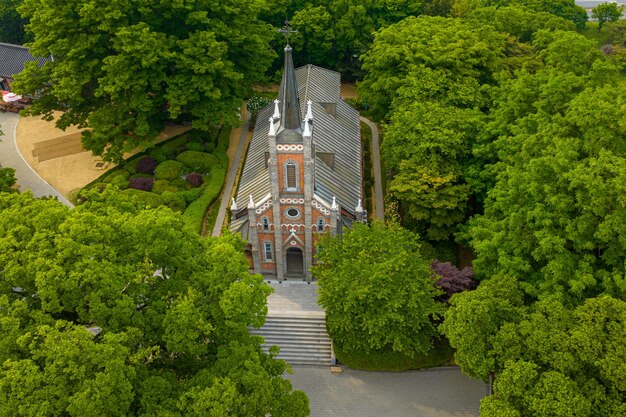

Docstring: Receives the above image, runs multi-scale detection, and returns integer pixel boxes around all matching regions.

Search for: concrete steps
[251,314,333,366]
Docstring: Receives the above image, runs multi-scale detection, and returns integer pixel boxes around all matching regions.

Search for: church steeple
[281,44,301,131]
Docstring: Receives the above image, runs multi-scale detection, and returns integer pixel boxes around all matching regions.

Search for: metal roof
[236,64,362,215]
[0,42,50,81]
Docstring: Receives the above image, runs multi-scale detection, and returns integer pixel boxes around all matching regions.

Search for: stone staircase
[251,313,333,366]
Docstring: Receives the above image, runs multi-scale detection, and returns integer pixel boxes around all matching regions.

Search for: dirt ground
[15,114,189,198]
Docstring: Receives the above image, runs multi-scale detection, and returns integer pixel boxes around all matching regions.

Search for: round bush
[129,177,154,192]
[155,160,184,180]
[186,172,204,187]
[124,157,142,174]
[176,151,218,173]
[170,178,187,189]
[110,175,129,189]
[186,142,204,152]
[148,147,168,164]
[103,169,130,184]
[129,173,152,180]
[161,136,189,157]
[136,156,157,175]
[152,180,180,195]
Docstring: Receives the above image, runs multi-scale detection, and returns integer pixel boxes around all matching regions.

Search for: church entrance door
[286,247,304,276]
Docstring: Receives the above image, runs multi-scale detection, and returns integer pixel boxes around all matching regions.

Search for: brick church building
[230,43,364,281]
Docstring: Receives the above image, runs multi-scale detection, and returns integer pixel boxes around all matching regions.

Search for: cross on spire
[278,20,298,46]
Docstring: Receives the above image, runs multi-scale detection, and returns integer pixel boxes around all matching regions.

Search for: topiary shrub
[185,142,204,152]
[102,169,130,184]
[120,188,163,208]
[161,191,187,212]
[186,173,204,187]
[170,178,187,189]
[148,147,169,163]
[124,157,142,174]
[176,151,218,173]
[136,156,157,174]
[155,160,184,180]
[152,180,180,195]
[129,173,152,180]
[160,136,188,157]
[129,177,154,192]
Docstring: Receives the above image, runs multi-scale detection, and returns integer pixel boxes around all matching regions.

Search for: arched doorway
[244,249,254,270]
[286,247,304,276]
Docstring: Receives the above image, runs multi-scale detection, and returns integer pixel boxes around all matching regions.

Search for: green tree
[0,0,27,44]
[359,15,506,120]
[592,2,624,30]
[14,0,275,161]
[467,31,625,302]
[313,222,445,356]
[0,190,309,416]
[0,166,16,193]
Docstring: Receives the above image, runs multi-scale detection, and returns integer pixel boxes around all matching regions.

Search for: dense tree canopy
[14,0,275,161]
[313,222,445,356]
[0,191,309,416]
[0,0,26,44]
[442,280,626,416]
[468,30,626,302]
[592,2,623,31]
[0,166,16,193]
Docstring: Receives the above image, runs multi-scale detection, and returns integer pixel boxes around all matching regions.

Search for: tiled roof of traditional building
[236,64,362,214]
[0,42,50,80]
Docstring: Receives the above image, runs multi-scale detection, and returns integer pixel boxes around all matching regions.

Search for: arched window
[317,218,324,232]
[262,217,270,231]
[284,160,298,191]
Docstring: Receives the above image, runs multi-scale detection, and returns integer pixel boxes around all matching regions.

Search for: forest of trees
[2,0,626,415]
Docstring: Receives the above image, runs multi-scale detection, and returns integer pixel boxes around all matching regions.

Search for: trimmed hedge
[161,191,187,212]
[129,177,154,191]
[177,151,219,173]
[120,188,163,208]
[136,156,158,174]
[186,173,204,187]
[334,339,454,372]
[183,165,226,234]
[155,160,184,180]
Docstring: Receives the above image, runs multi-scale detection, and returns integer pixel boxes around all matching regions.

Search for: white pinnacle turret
[230,198,238,211]
[248,194,255,209]
[272,99,281,120]
[268,117,276,137]
[331,196,338,211]
[305,100,313,121]
[355,198,363,213]
[303,117,312,138]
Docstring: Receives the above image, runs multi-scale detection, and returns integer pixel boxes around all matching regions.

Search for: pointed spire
[268,117,276,137]
[355,199,363,213]
[305,100,313,121]
[331,196,338,211]
[282,45,301,130]
[272,99,281,120]
[303,117,311,138]
[248,194,255,209]
[230,198,238,211]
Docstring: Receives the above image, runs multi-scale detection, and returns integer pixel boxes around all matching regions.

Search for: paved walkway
[287,365,486,417]
[360,116,383,222]
[266,280,323,317]
[212,109,251,236]
[0,112,72,206]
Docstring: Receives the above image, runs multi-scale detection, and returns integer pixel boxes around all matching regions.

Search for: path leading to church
[0,112,72,206]
[360,116,384,222]
[287,365,486,417]
[212,108,250,236]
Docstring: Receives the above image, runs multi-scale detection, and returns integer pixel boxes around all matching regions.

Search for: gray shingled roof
[236,64,362,214]
[0,42,50,80]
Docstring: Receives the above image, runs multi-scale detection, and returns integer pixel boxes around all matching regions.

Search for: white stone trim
[276,144,304,152]
[280,198,305,205]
